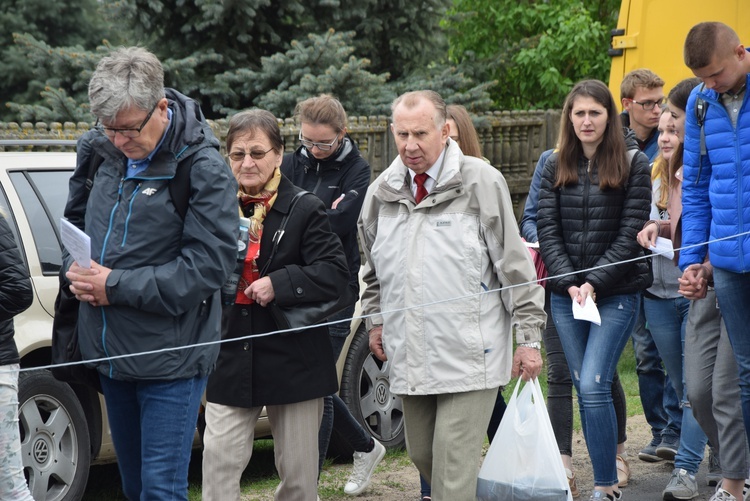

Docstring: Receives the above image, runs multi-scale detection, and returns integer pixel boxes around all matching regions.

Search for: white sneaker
[714,479,750,501]
[710,489,737,501]
[343,439,386,495]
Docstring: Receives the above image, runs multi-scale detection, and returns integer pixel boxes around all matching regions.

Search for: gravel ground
[245,414,723,501]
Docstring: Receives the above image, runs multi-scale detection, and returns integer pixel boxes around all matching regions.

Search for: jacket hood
[623,126,639,151]
[164,88,220,157]
[295,135,358,174]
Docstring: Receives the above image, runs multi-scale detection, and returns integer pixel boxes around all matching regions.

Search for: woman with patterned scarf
[202,109,349,501]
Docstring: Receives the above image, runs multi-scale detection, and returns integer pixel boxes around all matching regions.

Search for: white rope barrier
[13,229,750,375]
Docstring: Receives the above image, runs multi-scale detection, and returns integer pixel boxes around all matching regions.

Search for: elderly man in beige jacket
[358,90,547,500]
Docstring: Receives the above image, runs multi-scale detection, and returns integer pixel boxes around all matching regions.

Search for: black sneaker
[656,435,680,461]
[639,436,664,462]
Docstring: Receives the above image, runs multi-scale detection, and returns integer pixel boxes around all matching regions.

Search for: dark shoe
[639,436,664,462]
[656,435,680,461]
[706,448,721,487]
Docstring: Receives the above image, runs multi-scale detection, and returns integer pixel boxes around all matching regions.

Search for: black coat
[537,140,653,298]
[281,137,371,297]
[206,175,349,407]
[0,213,33,365]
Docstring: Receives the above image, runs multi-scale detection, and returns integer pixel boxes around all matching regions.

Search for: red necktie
[414,173,429,204]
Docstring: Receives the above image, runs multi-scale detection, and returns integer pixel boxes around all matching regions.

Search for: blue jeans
[713,268,750,444]
[552,292,639,487]
[99,374,207,501]
[632,302,682,441]
[318,305,371,472]
[543,287,628,455]
[644,296,707,473]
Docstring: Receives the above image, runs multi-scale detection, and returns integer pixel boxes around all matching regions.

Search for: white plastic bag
[476,378,573,501]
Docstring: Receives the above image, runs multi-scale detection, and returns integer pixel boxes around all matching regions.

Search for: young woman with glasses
[281,95,384,496]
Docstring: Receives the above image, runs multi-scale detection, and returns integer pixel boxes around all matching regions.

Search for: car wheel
[18,369,91,501]
[337,323,405,454]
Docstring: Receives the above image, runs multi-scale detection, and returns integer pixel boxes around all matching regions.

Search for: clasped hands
[67,261,111,307]
[678,263,711,300]
[568,282,596,306]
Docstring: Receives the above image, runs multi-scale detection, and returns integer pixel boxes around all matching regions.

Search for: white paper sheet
[572,296,601,326]
[649,236,675,260]
[60,218,91,269]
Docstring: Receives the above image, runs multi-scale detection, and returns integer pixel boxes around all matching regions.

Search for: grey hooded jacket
[63,89,238,381]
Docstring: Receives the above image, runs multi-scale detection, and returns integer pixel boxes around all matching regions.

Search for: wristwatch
[518,341,541,350]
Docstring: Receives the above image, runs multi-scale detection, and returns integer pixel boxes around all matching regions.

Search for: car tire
[333,323,405,458]
[18,369,91,501]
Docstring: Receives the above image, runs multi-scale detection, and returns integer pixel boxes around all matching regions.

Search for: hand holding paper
[572,296,601,326]
[649,236,675,260]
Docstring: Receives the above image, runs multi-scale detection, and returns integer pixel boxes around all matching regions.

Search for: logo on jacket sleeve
[142,188,158,196]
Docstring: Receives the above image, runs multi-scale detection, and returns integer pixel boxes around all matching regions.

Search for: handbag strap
[259,190,310,277]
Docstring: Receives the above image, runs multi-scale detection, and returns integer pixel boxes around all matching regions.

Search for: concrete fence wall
[0,110,562,220]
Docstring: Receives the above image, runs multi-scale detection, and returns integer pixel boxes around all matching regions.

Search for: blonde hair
[294,94,347,132]
[446,104,482,158]
[651,107,672,211]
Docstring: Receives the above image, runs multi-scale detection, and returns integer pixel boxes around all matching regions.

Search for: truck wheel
[18,369,91,501]
[334,323,405,457]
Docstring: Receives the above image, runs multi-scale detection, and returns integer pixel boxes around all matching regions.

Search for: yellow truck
[607,0,750,106]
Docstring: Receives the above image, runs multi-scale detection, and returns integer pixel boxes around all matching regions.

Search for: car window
[10,170,72,275]
[0,185,26,271]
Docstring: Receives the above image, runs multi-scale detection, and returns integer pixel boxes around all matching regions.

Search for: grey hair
[391,90,447,127]
[226,109,284,153]
[88,46,166,122]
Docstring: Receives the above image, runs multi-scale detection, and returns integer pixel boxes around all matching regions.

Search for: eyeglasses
[629,98,665,111]
[227,146,275,162]
[298,132,339,152]
[97,103,158,139]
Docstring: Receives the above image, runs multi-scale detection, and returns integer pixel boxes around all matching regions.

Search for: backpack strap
[695,83,708,152]
[620,148,639,191]
[168,160,192,221]
[695,83,709,185]
[627,148,638,164]
[84,151,105,193]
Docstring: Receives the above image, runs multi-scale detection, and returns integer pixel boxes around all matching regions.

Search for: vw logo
[33,438,49,464]
[375,382,389,405]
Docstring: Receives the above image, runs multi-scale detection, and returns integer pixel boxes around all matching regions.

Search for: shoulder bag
[260,191,354,332]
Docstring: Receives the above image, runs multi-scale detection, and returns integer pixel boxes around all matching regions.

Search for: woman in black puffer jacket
[537,79,652,501]
[0,209,34,500]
